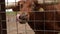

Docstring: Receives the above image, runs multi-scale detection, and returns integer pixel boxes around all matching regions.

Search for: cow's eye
[20,4,23,8]
[18,2,24,10]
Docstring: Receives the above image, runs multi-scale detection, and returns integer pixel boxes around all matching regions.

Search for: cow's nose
[16,13,29,24]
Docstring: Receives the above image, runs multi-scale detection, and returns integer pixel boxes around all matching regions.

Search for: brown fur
[15,0,60,34]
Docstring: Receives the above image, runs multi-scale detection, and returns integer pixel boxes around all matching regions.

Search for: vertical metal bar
[0,1,1,32]
[0,0,7,34]
[15,0,18,34]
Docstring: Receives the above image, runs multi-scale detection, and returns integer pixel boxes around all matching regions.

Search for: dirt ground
[6,12,35,34]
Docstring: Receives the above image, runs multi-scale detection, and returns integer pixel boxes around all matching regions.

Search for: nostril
[19,14,27,20]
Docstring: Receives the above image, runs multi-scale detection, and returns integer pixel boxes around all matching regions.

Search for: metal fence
[0,0,60,34]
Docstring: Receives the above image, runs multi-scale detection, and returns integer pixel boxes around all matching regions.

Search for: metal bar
[0,0,7,34]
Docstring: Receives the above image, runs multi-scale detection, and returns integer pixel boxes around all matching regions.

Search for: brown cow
[16,0,60,34]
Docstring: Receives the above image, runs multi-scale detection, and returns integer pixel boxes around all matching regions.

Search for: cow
[14,0,60,34]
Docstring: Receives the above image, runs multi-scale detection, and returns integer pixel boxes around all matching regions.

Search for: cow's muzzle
[16,12,29,24]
